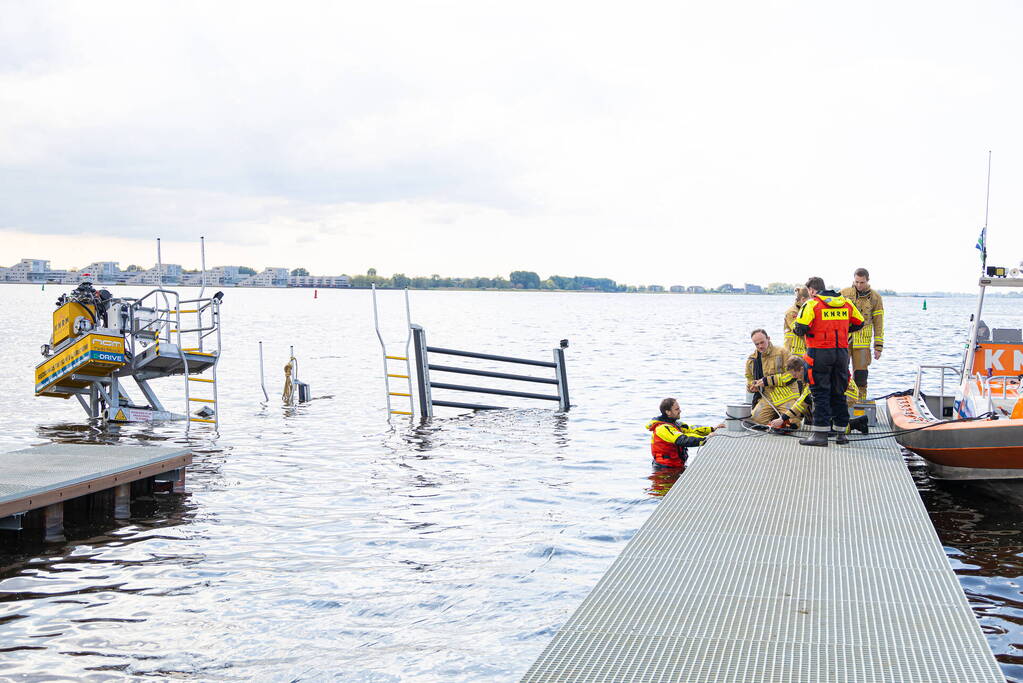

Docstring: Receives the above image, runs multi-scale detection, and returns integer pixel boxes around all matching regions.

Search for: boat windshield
[975,316,1023,344]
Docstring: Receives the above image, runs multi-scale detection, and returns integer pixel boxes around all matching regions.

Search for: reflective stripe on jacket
[762,371,802,405]
[645,418,710,467]
[793,292,865,349]
[839,287,885,350]
[783,305,807,355]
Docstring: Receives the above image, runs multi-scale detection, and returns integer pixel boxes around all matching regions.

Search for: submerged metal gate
[410,324,569,417]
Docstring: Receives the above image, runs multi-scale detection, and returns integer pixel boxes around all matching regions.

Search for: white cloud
[2,0,1023,291]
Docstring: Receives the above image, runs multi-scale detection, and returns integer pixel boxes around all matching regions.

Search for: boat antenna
[982,150,991,274]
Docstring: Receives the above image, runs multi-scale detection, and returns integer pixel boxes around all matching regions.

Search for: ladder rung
[189,398,216,403]
[188,378,215,383]
[186,351,215,356]
[390,410,413,415]
[189,418,216,423]
[385,355,407,360]
[169,309,198,313]
[387,374,409,378]
[389,392,411,397]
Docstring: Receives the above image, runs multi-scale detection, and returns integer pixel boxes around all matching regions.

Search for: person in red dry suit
[645,398,720,469]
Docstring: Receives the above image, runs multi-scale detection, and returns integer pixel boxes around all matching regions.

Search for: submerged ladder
[174,292,222,430]
[372,285,415,418]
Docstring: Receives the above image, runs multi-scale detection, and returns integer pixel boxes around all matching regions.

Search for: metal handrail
[912,364,962,418]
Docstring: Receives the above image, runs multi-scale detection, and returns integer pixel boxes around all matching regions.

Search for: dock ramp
[523,410,1004,682]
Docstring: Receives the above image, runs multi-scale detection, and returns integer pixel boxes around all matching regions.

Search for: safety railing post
[554,346,570,412]
[411,324,433,418]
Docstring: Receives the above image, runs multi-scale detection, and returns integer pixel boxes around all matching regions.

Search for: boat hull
[887,394,1023,479]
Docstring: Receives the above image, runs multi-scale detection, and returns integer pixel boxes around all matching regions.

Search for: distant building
[81,262,121,283]
[686,286,706,294]
[240,267,290,287]
[289,274,350,288]
[669,285,684,293]
[648,285,664,292]
[716,283,739,293]
[744,283,763,294]
[209,266,245,286]
[6,259,52,282]
[127,264,183,286]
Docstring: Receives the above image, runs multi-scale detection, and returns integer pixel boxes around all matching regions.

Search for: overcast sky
[3,0,1023,291]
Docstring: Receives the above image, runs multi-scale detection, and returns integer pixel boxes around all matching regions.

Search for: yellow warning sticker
[113,409,127,421]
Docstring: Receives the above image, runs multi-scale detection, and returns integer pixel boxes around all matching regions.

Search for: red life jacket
[647,419,688,468]
[802,295,861,349]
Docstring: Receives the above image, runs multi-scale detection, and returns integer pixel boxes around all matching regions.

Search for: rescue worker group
[646,268,884,467]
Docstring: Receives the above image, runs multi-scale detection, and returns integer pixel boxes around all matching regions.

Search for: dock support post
[114,483,131,519]
[172,468,186,493]
[411,324,433,419]
[554,347,570,412]
[43,503,64,543]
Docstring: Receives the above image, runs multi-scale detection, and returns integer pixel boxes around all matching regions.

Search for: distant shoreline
[0,281,934,295]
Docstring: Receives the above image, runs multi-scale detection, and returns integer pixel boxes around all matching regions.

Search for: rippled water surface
[1,285,1021,680]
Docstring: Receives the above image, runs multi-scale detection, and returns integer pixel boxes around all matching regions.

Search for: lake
[0,284,1020,680]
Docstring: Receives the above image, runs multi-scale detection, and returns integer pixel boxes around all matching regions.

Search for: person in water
[646,398,721,469]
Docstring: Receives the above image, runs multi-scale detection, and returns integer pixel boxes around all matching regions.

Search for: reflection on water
[645,468,682,497]
[0,286,1021,679]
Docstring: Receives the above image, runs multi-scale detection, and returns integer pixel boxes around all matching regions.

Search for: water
[0,284,1020,680]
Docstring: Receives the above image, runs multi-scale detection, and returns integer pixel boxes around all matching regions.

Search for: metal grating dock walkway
[523,408,1004,682]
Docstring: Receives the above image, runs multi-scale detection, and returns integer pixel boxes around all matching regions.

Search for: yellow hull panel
[35,333,126,397]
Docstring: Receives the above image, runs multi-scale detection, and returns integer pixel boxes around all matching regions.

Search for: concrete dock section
[523,408,1004,682]
[0,443,191,541]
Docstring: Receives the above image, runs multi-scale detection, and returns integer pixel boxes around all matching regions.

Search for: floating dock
[0,444,191,542]
[523,408,1004,682]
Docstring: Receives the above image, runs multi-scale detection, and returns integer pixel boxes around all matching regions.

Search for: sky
[2,0,1023,292]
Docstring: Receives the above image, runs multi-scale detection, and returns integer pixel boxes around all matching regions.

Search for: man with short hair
[745,329,791,408]
[840,268,884,400]
[645,398,718,469]
[792,276,865,447]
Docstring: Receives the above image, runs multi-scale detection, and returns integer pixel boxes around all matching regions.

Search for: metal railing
[410,324,569,418]
[912,364,962,418]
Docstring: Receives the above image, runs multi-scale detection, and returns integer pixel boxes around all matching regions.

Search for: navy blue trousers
[806,347,850,429]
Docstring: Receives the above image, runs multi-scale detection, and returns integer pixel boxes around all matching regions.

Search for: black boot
[799,430,829,447]
[848,415,869,434]
[835,432,849,445]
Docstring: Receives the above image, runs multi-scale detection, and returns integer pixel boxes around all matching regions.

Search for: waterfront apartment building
[240,267,290,287]
[81,262,122,283]
[288,274,351,288]
[126,264,183,286]
[6,259,53,282]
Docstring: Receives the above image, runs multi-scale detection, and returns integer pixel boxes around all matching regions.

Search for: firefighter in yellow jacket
[783,287,810,356]
[758,356,868,433]
[751,356,810,426]
[746,330,791,411]
[840,267,884,400]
